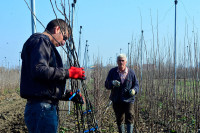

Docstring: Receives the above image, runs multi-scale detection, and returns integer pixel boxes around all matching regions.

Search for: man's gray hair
[117,54,127,61]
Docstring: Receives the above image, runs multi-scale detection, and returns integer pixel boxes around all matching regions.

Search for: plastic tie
[84,126,98,133]
[69,89,80,101]
[83,109,92,115]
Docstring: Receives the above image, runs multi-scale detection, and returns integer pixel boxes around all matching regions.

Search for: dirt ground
[0,93,27,133]
[0,93,148,133]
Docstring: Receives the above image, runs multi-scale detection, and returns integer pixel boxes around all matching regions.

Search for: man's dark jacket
[20,33,69,102]
[105,67,139,103]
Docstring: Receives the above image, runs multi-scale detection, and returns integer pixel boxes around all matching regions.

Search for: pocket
[40,103,57,118]
[41,102,52,110]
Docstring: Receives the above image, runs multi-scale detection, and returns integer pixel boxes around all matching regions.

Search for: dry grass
[0,67,20,95]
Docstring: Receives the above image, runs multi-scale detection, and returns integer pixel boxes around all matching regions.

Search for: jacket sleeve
[29,37,68,81]
[131,70,139,95]
[105,69,114,90]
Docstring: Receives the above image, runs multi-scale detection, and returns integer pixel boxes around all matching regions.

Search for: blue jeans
[24,102,58,133]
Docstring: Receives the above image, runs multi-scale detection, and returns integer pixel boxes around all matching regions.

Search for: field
[0,63,200,133]
[0,92,27,132]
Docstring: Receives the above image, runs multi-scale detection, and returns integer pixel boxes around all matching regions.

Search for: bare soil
[0,93,27,133]
[0,93,149,133]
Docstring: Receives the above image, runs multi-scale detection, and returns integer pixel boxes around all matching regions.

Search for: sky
[1,0,200,68]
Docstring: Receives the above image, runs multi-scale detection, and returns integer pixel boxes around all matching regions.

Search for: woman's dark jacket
[20,33,69,103]
[105,67,139,103]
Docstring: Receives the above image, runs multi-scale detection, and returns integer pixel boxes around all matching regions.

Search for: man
[105,54,139,133]
[20,19,85,133]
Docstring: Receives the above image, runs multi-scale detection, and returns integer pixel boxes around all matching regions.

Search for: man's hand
[129,89,136,96]
[71,92,84,104]
[112,80,120,87]
[68,66,85,79]
[61,91,84,104]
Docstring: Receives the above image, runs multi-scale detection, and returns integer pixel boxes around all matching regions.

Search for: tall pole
[78,26,82,66]
[174,0,178,108]
[19,52,21,85]
[116,53,118,66]
[68,2,75,51]
[30,0,36,34]
[128,43,130,66]
[187,46,189,78]
[71,3,75,33]
[86,40,88,69]
[141,30,143,92]
[4,57,6,68]
[19,52,21,71]
[68,0,76,115]
[196,42,199,81]
[87,45,89,68]
[83,40,88,70]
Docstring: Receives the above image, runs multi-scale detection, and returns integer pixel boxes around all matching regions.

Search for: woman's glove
[129,89,136,96]
[68,66,85,79]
